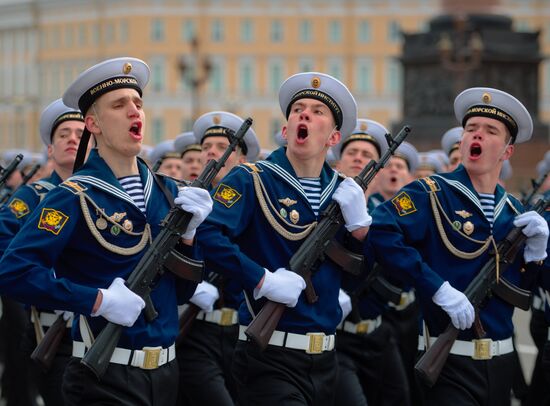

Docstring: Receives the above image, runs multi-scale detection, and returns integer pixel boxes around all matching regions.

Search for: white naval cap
[393,141,419,173]
[39,99,84,147]
[278,72,357,138]
[174,131,202,157]
[428,149,450,172]
[273,130,287,147]
[454,87,533,144]
[334,118,389,161]
[417,152,445,174]
[63,57,150,114]
[192,111,260,161]
[441,126,463,156]
[1,149,41,169]
[148,140,181,166]
[499,159,513,181]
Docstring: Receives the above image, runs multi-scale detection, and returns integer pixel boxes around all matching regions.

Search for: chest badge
[452,220,462,231]
[278,198,297,207]
[280,208,288,218]
[289,210,300,224]
[123,219,133,232]
[455,210,472,219]
[110,225,121,236]
[96,217,108,230]
[463,221,474,235]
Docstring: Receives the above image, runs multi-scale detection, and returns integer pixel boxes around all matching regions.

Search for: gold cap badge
[213,115,221,125]
[360,122,368,132]
[123,62,132,74]
[482,92,491,104]
[311,77,321,88]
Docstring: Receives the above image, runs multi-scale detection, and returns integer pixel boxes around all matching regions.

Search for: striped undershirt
[298,177,321,216]
[479,192,495,226]
[119,175,146,214]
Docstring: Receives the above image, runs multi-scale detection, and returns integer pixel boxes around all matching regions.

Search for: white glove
[174,186,213,240]
[513,211,549,263]
[189,281,220,312]
[92,277,145,327]
[432,281,474,330]
[54,310,73,321]
[332,178,372,232]
[338,289,352,323]
[254,268,306,307]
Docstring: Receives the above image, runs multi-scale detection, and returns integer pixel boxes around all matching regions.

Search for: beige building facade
[1,0,550,154]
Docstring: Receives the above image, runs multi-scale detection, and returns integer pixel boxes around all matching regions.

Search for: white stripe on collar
[68,175,139,210]
[143,170,153,210]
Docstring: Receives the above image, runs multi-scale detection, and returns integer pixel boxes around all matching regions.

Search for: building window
[329,20,342,43]
[180,63,196,92]
[92,24,100,45]
[151,19,165,42]
[271,20,283,42]
[119,20,128,43]
[64,25,73,47]
[211,19,224,42]
[78,25,87,46]
[355,58,373,94]
[298,57,315,72]
[270,118,282,143]
[152,118,165,144]
[239,59,254,94]
[208,59,224,94]
[182,20,196,42]
[358,20,371,43]
[300,20,312,43]
[52,27,60,49]
[181,118,194,133]
[385,58,402,95]
[241,19,254,43]
[388,20,401,43]
[268,59,283,94]
[327,58,343,81]
[105,22,115,43]
[151,59,165,92]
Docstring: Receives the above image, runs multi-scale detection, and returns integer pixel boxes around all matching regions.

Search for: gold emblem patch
[38,208,69,235]
[391,192,417,216]
[455,210,472,219]
[9,198,30,219]
[62,180,87,194]
[214,184,242,208]
[278,197,297,207]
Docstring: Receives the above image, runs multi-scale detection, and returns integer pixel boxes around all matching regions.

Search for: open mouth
[470,143,482,159]
[296,125,309,142]
[129,122,142,139]
[390,176,397,183]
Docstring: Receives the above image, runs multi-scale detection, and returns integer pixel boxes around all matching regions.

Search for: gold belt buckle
[356,321,370,335]
[142,346,162,369]
[306,333,325,354]
[219,308,236,326]
[472,339,493,360]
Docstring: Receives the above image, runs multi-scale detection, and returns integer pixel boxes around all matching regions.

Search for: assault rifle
[415,197,549,387]
[245,125,411,350]
[0,154,23,192]
[521,169,549,208]
[81,117,253,379]
[0,163,41,206]
[30,313,67,372]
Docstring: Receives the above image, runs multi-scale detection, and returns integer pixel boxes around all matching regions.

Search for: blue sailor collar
[65,149,154,213]
[45,170,63,186]
[432,164,509,219]
[256,146,340,209]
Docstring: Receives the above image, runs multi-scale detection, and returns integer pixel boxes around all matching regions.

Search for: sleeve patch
[391,192,417,216]
[38,208,69,235]
[8,198,30,218]
[214,183,242,208]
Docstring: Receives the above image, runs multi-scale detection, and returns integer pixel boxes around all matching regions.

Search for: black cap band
[462,105,518,142]
[78,76,142,114]
[182,144,202,156]
[286,89,343,130]
[50,111,84,142]
[340,133,381,157]
[201,126,248,155]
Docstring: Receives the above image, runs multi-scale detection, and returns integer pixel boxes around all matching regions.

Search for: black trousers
[334,322,410,406]
[177,320,238,406]
[232,340,337,406]
[418,352,515,406]
[21,323,72,406]
[62,356,179,406]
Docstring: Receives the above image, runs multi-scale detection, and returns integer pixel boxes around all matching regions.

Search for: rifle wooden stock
[30,315,67,372]
[414,324,459,387]
[176,303,201,345]
[415,197,550,387]
[81,118,253,379]
[244,125,411,351]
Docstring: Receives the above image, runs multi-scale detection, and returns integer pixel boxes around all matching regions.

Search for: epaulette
[59,179,88,194]
[417,176,441,193]
[30,180,56,195]
[240,162,263,173]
